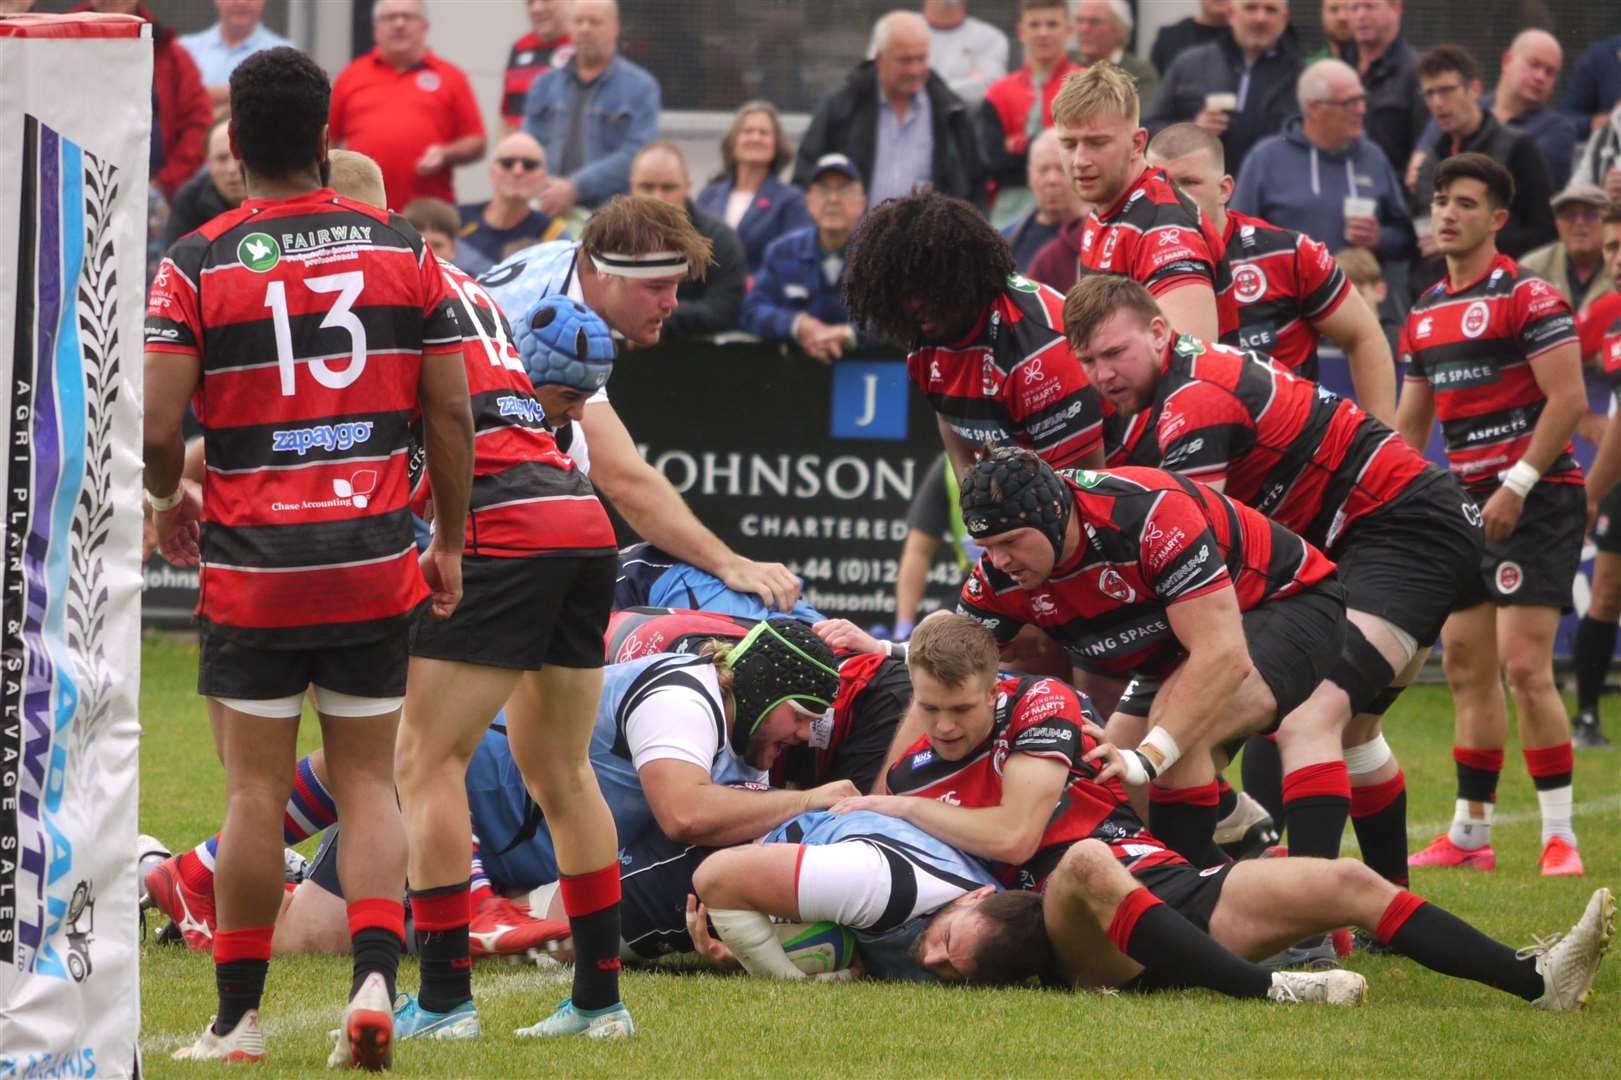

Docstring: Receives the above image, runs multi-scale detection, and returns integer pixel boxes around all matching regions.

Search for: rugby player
[479,202,805,613]
[144,48,474,1066]
[1395,154,1590,877]
[829,614,1366,1003]
[953,449,1347,868]
[1051,62,1231,341]
[839,191,1105,479]
[1145,123,1397,423]
[392,274,630,1042]
[863,617,1615,1012]
[1570,205,1621,749]
[614,543,827,623]
[1062,272,1483,891]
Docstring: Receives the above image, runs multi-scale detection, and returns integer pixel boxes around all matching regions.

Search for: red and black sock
[1453,746,1503,804]
[1148,782,1228,869]
[1282,761,1351,860]
[213,925,274,1035]
[1240,734,1284,823]
[1350,771,1409,886]
[1107,886,1272,998]
[1523,743,1574,792]
[1373,891,1541,1001]
[560,864,622,1011]
[348,898,405,1002]
[410,880,472,1014]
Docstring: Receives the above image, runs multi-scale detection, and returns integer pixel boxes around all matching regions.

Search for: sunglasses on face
[497,157,543,172]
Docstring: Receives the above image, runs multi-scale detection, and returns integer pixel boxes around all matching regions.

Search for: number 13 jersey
[145,188,463,646]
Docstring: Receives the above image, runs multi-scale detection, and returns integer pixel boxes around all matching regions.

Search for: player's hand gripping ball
[516,294,616,392]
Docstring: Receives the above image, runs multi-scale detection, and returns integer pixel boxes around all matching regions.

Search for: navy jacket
[695,175,813,275]
[741,226,871,349]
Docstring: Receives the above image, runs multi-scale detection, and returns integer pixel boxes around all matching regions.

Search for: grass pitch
[137,635,1621,1077]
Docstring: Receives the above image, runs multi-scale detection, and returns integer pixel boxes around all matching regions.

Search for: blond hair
[1051,61,1140,129]
[697,639,738,697]
[1062,274,1161,351]
[1334,246,1383,287]
[908,613,1000,688]
[580,194,715,282]
[328,149,386,209]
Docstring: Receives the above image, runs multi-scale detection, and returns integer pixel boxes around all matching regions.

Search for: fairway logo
[1007,273,1041,294]
[1495,560,1523,595]
[238,232,281,272]
[1461,301,1490,339]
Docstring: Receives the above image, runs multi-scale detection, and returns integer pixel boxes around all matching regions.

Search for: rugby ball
[774,920,857,975]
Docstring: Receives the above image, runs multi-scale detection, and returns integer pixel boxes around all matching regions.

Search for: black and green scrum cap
[725,619,841,754]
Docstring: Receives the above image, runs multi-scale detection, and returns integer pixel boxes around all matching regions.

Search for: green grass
[138,635,1621,1077]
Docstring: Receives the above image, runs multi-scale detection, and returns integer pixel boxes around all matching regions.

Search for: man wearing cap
[742,153,872,363]
[951,448,1347,869]
[1520,185,1615,311]
[479,196,806,614]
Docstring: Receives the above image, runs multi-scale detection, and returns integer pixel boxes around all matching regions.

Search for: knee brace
[1327,623,1397,717]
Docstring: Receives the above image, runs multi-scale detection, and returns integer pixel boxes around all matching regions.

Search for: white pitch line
[141,959,571,1055]
[1340,793,1621,853]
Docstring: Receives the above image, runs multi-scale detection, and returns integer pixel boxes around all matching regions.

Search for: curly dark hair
[229,47,331,181]
[842,191,1017,348]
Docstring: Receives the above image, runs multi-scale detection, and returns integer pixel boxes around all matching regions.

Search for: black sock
[215,959,269,1035]
[1574,617,1617,714]
[1148,798,1228,869]
[561,865,623,1012]
[410,881,472,1014]
[1282,762,1351,860]
[1350,773,1410,886]
[1382,898,1542,1001]
[351,928,402,1002]
[1111,888,1272,998]
[1216,779,1239,820]
[1241,736,1284,824]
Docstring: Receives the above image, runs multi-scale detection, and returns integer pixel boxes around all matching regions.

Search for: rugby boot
[1266,969,1368,1006]
[1408,834,1495,870]
[1538,837,1585,878]
[393,993,480,1040]
[144,852,217,951]
[1214,791,1280,861]
[1571,710,1611,750]
[327,971,394,1070]
[172,1012,267,1062]
[1525,888,1614,1011]
[515,999,636,1039]
[468,894,572,959]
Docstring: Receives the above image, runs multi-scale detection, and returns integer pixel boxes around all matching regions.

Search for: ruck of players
[134,31,1617,1073]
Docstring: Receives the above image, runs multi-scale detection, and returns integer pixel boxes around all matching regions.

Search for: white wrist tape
[706,908,805,979]
[145,486,183,512]
[1500,460,1540,498]
[1117,750,1154,787]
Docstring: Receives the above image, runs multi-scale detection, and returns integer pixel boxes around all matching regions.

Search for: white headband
[589,249,690,279]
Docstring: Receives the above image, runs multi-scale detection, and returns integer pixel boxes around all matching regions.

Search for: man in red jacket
[83,1,212,199]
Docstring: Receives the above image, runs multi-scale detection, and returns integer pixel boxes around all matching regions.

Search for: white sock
[1536,785,1576,846]
[1448,799,1493,850]
[705,908,805,979]
[192,839,216,871]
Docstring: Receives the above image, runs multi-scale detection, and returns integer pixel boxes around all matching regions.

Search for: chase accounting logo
[238,232,281,273]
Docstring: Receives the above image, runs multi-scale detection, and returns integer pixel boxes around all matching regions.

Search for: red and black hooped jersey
[885,674,1177,887]
[1217,210,1351,380]
[958,467,1337,679]
[145,189,461,645]
[501,32,572,125]
[1078,166,1237,336]
[1105,335,1428,551]
[418,259,614,557]
[1400,254,1581,493]
[907,278,1103,467]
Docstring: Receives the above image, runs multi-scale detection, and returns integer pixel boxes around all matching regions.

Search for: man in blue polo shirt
[180,0,291,111]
